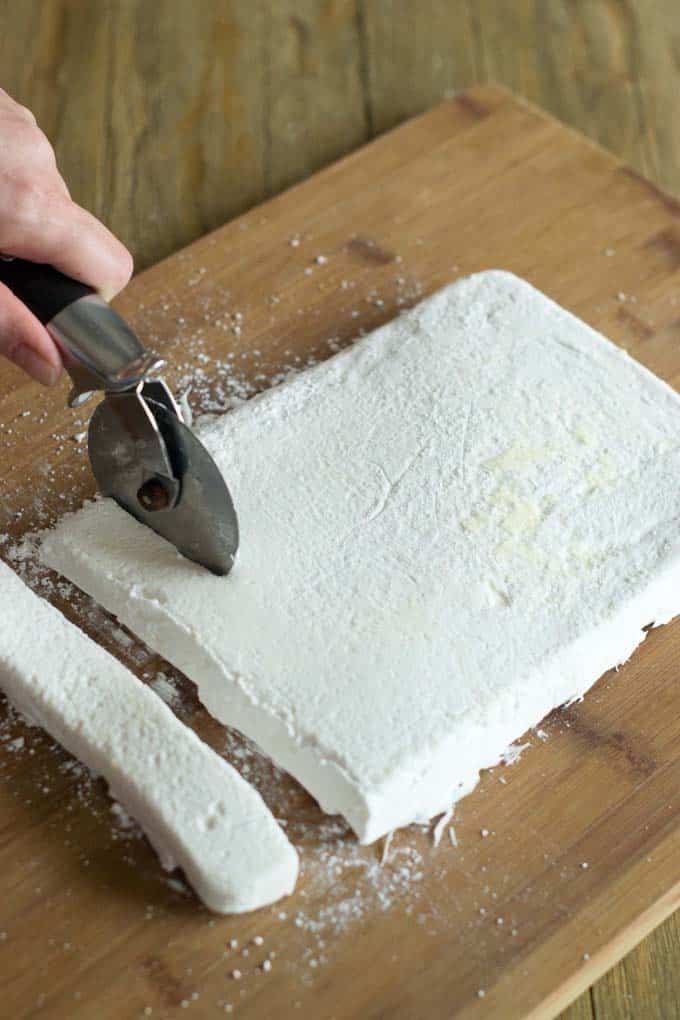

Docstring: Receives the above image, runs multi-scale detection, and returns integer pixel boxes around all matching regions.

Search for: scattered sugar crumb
[501,741,530,766]
[110,802,136,830]
[165,877,189,895]
[179,389,194,427]
[149,673,182,710]
[381,831,394,865]
[111,627,133,649]
[432,809,453,848]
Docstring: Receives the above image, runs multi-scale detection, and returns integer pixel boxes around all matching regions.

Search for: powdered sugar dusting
[0,537,444,943]
[149,672,184,712]
[0,255,564,1003]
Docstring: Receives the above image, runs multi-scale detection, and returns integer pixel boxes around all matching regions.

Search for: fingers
[0,184,133,300]
[0,90,63,385]
[0,92,69,198]
[0,88,133,301]
[0,282,62,386]
[0,88,134,386]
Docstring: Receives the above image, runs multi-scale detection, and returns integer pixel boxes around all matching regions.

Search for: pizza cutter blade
[0,257,239,575]
[88,383,238,574]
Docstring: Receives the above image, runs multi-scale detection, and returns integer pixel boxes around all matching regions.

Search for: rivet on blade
[137,478,171,512]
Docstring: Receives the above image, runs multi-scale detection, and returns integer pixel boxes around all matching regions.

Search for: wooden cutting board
[1,84,680,1020]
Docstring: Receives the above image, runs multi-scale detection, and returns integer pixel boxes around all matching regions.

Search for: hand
[0,88,133,385]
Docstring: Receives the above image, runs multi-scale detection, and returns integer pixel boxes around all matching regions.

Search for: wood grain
[0,0,270,268]
[0,4,679,1017]
[265,0,367,195]
[362,1,680,196]
[0,84,679,1020]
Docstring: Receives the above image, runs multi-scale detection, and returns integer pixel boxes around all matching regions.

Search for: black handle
[0,257,95,325]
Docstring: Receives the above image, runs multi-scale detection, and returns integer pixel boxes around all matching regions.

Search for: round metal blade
[89,396,239,576]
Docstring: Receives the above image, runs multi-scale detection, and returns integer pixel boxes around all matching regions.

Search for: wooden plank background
[0,3,678,1017]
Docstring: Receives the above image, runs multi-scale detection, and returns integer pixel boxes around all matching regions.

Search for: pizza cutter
[0,257,239,576]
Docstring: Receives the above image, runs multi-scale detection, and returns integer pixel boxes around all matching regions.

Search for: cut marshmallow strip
[0,559,298,912]
[42,272,680,843]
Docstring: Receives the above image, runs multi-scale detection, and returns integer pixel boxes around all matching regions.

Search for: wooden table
[0,4,678,1018]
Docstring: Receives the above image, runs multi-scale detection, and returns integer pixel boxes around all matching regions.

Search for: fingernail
[13,345,61,386]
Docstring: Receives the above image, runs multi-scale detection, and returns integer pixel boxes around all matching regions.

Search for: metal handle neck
[47,294,165,407]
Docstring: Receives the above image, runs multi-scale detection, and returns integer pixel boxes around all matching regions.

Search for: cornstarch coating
[41,271,680,842]
[0,559,298,911]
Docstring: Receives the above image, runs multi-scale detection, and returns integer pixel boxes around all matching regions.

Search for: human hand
[0,88,133,385]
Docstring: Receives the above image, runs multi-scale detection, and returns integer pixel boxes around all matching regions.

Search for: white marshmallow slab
[42,271,680,843]
[0,560,298,911]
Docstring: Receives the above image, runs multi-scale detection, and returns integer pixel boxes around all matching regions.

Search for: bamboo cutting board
[1,85,680,1020]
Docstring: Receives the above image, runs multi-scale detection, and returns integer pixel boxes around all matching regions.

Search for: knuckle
[2,116,56,165]
[2,98,37,126]
[32,127,56,162]
[0,105,36,133]
[16,103,37,126]
[21,123,56,165]
[9,177,51,225]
